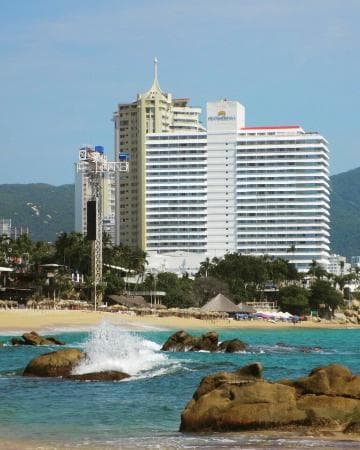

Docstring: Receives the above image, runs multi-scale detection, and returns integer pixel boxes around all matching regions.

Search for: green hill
[0,167,359,257]
[330,166,360,258]
[0,183,74,242]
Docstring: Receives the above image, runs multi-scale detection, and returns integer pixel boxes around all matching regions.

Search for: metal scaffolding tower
[76,146,129,310]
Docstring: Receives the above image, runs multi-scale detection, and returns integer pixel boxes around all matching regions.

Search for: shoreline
[0,309,358,335]
[0,430,359,450]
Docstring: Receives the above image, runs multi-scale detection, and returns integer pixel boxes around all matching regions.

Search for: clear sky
[0,0,359,185]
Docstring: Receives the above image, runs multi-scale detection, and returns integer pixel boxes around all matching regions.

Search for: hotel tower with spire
[113,59,205,249]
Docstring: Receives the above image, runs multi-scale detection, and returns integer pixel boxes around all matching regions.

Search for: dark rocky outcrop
[161,331,248,353]
[218,339,247,353]
[276,343,322,353]
[161,331,199,352]
[180,363,360,434]
[11,338,26,346]
[191,332,219,352]
[12,331,65,346]
[23,348,131,382]
[68,371,130,381]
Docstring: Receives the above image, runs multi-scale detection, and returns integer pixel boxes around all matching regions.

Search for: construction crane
[76,145,129,310]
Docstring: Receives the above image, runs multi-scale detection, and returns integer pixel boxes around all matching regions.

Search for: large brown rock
[292,364,360,399]
[161,331,198,352]
[180,363,360,433]
[23,348,84,377]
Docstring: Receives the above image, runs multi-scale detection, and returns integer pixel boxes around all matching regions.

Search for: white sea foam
[72,320,169,376]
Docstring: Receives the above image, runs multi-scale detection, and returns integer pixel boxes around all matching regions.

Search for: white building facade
[144,100,330,272]
[328,254,351,276]
[145,133,207,253]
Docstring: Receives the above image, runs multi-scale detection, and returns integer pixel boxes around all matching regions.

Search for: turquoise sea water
[0,322,359,449]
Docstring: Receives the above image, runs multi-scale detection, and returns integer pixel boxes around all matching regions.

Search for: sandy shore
[0,309,357,334]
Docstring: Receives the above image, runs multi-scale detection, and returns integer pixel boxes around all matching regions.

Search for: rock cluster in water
[180,362,360,434]
[161,331,247,353]
[23,348,130,381]
[11,331,65,346]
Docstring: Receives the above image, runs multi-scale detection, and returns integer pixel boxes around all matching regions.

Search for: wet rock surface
[180,363,360,434]
[161,331,248,353]
[23,348,84,377]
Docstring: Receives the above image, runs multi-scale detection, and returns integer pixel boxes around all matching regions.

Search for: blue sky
[0,0,359,185]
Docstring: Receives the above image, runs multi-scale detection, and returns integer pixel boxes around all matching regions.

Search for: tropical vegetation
[0,232,356,317]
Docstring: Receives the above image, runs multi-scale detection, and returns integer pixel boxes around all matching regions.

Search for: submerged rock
[12,331,65,346]
[68,371,130,381]
[162,331,247,353]
[180,363,360,433]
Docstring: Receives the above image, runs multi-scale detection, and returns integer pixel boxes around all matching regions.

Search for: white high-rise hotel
[115,67,330,272]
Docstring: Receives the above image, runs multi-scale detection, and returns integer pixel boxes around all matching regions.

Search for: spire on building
[154,57,158,81]
[148,56,162,93]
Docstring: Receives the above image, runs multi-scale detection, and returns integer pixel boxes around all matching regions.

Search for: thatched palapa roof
[201,293,239,313]
[237,303,257,314]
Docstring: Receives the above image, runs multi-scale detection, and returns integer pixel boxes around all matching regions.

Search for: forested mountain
[330,166,360,258]
[0,166,359,257]
[0,184,74,242]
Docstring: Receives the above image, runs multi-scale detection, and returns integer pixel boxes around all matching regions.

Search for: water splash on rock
[72,321,168,376]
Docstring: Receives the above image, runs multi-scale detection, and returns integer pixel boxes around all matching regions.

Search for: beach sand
[0,309,357,333]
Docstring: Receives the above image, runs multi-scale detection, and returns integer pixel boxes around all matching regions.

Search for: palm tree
[308,260,328,280]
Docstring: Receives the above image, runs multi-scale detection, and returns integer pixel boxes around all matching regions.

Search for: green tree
[106,244,147,274]
[54,232,91,274]
[267,258,299,285]
[278,285,309,316]
[309,279,344,318]
[192,276,231,306]
[198,253,269,302]
[308,260,328,279]
[143,272,195,308]
[103,270,125,295]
